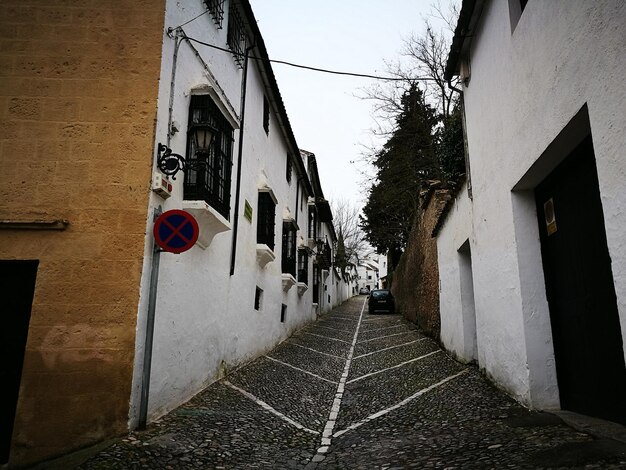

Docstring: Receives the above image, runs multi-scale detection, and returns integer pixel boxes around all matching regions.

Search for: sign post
[139,209,199,429]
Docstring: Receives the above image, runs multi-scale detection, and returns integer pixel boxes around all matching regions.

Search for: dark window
[371,290,392,300]
[254,286,262,310]
[519,0,528,12]
[308,206,317,239]
[227,1,247,68]
[312,264,320,303]
[263,96,270,134]
[184,95,234,220]
[280,304,287,323]
[204,0,225,28]
[257,192,276,250]
[318,239,332,269]
[286,154,292,184]
[297,249,308,284]
[282,221,297,276]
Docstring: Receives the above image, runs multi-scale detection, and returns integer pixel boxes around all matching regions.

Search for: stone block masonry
[0,1,165,466]
[391,185,451,339]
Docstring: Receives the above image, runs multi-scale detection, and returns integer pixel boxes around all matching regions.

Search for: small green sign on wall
[244,199,253,223]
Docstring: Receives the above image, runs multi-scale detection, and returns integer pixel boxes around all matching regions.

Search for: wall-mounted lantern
[156,123,218,179]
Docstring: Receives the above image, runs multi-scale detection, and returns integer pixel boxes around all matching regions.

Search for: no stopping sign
[153,210,199,254]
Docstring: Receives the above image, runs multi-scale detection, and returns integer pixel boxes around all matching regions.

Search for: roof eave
[239,1,314,197]
[444,0,484,81]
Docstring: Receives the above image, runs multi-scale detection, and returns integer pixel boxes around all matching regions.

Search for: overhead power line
[180,33,414,82]
[171,9,211,30]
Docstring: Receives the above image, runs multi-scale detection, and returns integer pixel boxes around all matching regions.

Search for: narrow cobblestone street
[80,297,626,469]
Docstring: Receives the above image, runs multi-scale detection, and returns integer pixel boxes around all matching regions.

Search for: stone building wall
[0,1,165,465]
[391,187,451,339]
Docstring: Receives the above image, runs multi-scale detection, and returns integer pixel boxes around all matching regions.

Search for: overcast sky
[250,1,456,208]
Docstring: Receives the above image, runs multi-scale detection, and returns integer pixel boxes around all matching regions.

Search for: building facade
[357,256,379,292]
[129,0,323,430]
[0,1,166,465]
[301,151,339,315]
[1,0,346,466]
[438,0,626,425]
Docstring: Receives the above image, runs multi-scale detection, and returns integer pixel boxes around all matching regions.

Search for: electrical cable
[170,8,211,30]
[180,33,420,82]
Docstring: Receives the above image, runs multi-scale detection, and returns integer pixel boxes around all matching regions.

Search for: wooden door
[1,260,38,463]
[535,136,626,424]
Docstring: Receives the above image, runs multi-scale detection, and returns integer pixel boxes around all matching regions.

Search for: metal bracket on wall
[0,219,69,230]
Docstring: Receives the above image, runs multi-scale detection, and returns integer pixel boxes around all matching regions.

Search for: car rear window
[371,290,390,299]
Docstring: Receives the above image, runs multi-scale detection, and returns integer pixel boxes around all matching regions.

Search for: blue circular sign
[153,210,199,254]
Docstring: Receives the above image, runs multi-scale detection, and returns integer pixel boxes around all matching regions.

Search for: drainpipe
[447,77,472,200]
[230,44,254,276]
[295,179,299,225]
[294,175,308,226]
[138,210,162,429]
[138,31,182,430]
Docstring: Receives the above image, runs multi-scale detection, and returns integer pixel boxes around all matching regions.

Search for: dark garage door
[535,135,626,425]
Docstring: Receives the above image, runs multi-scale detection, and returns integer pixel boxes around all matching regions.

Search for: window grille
[317,240,332,269]
[183,95,234,220]
[297,249,308,284]
[282,221,297,276]
[227,2,247,68]
[286,154,293,184]
[312,265,320,303]
[263,96,270,134]
[257,192,276,250]
[204,0,225,28]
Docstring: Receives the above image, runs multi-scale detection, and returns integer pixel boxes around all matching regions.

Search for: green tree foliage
[334,229,348,274]
[360,2,465,271]
[360,86,438,254]
[436,106,465,182]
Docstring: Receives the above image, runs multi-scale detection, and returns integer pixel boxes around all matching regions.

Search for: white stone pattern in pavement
[220,297,469,467]
[264,355,339,384]
[332,369,469,438]
[353,338,428,359]
[312,297,368,461]
[302,332,352,344]
[357,330,415,343]
[284,342,345,360]
[346,350,441,384]
[223,380,319,435]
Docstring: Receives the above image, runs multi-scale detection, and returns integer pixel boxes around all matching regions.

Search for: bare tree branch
[330,198,371,267]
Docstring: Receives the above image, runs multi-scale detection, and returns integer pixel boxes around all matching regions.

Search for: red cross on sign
[153,210,199,254]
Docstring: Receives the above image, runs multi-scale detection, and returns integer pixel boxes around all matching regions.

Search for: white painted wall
[357,259,378,291]
[319,221,338,314]
[437,182,477,363]
[437,0,626,409]
[336,265,358,304]
[377,254,388,284]
[130,0,320,426]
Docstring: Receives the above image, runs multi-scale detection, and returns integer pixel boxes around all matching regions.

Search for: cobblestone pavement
[81,296,626,469]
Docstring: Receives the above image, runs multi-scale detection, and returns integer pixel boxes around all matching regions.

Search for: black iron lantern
[156,124,218,179]
[190,123,218,153]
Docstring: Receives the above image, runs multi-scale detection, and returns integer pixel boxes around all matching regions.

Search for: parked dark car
[368,289,395,314]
